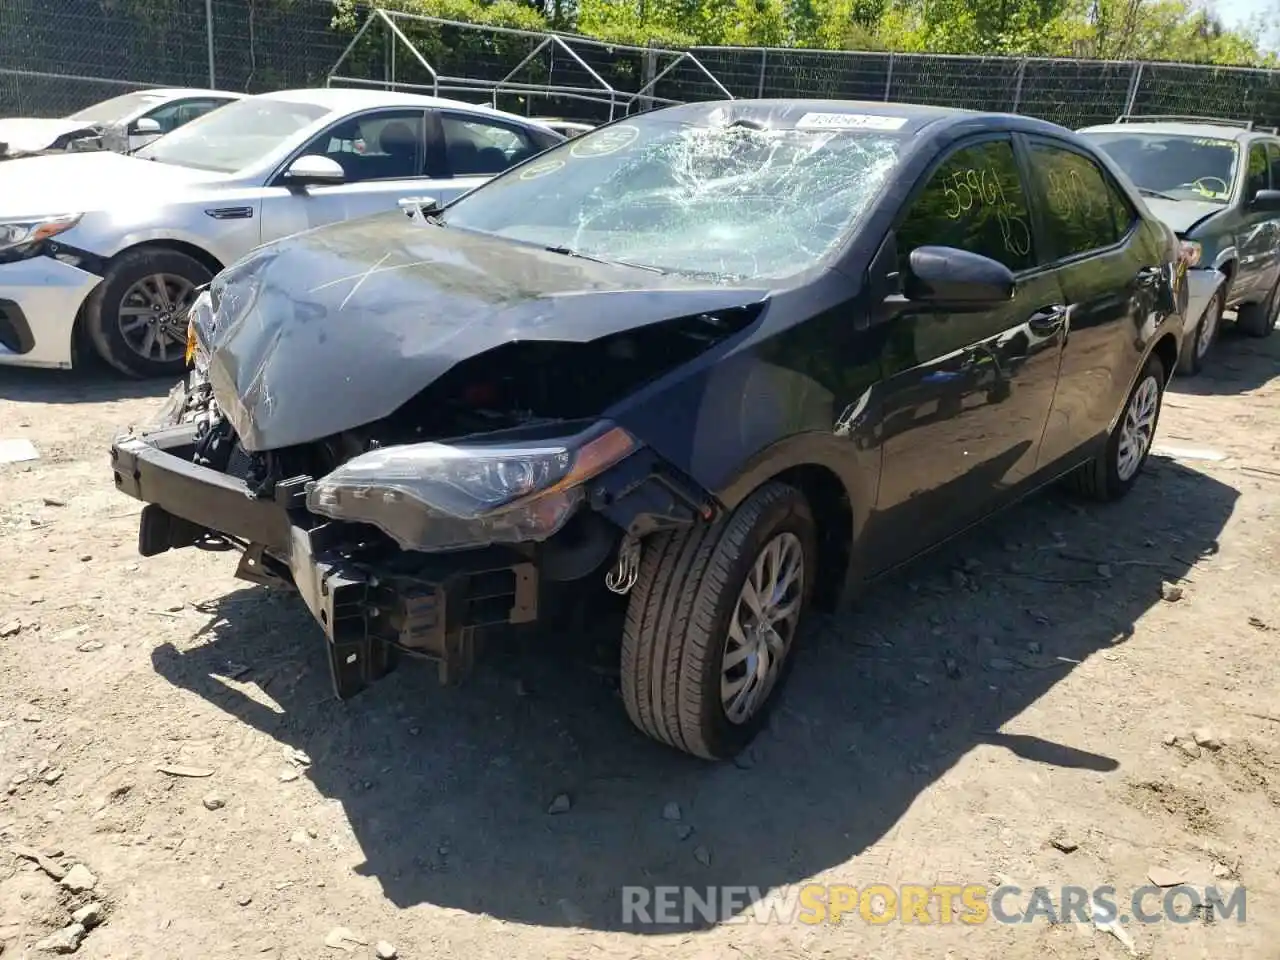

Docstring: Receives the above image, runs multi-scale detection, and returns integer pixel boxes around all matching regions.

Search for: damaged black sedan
[110,99,1184,760]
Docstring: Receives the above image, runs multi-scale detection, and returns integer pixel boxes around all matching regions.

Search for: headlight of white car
[0,214,82,254]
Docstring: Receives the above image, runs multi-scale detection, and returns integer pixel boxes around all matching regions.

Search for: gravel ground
[0,328,1277,959]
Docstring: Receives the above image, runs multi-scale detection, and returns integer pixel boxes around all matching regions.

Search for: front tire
[1067,353,1165,502]
[620,481,816,760]
[85,247,211,378]
[1178,286,1223,376]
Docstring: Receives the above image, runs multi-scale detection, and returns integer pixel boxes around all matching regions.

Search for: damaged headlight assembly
[184,288,215,373]
[306,424,638,552]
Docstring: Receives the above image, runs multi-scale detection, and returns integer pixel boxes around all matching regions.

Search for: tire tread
[620,482,801,759]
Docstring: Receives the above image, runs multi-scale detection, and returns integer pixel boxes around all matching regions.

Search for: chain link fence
[5,0,1280,131]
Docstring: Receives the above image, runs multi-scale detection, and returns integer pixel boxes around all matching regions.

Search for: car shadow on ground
[0,360,173,405]
[1170,323,1280,397]
[150,457,1236,933]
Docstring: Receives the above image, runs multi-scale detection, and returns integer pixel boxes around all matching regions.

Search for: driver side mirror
[282,154,345,188]
[1250,188,1280,212]
[903,246,1016,305]
[131,117,162,136]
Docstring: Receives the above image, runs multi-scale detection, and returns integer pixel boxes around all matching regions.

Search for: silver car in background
[0,88,243,160]
[0,88,563,377]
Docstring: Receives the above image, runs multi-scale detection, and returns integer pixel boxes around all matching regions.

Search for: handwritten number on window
[943,166,1030,258]
[1045,167,1094,220]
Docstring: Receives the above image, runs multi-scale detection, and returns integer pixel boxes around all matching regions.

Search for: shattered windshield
[440,115,904,279]
[1083,132,1240,203]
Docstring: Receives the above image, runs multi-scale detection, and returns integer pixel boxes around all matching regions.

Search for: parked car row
[0,88,565,376]
[0,88,243,160]
[102,97,1198,760]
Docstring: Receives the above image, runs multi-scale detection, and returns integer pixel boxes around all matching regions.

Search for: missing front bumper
[111,427,539,697]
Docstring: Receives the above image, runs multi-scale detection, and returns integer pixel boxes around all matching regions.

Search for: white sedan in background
[0,88,242,159]
[0,88,563,377]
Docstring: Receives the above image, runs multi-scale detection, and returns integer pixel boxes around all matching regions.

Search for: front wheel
[1066,353,1165,502]
[1178,286,1224,376]
[85,247,212,378]
[620,482,817,760]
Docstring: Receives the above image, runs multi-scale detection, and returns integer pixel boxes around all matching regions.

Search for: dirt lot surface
[1,330,1278,960]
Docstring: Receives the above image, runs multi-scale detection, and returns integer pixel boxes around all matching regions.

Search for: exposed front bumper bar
[110,426,539,695]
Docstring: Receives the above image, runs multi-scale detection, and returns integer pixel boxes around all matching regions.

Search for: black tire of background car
[85,247,213,378]
[620,481,817,760]
[1236,277,1280,339]
[1177,285,1224,376]
[1066,353,1166,502]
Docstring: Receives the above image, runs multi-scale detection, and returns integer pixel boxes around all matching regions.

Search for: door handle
[1028,304,1068,334]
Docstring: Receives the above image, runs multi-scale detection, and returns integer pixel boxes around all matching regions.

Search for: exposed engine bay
[137,304,744,695]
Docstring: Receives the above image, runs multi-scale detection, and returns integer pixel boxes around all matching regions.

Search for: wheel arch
[714,435,873,613]
[107,238,225,278]
[1213,254,1237,299]
[770,463,853,612]
[71,239,224,368]
[1151,331,1179,385]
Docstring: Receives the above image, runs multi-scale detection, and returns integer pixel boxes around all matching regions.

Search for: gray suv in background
[1079,114,1280,374]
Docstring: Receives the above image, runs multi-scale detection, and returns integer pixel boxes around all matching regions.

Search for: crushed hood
[0,151,224,217]
[0,118,97,157]
[1142,197,1223,236]
[200,212,769,452]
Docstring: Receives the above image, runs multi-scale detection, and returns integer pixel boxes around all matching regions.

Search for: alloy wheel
[721,531,805,725]
[117,273,197,363]
[1116,375,1160,482]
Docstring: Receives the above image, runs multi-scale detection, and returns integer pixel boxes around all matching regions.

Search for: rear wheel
[85,247,212,378]
[1237,278,1280,338]
[1066,353,1165,502]
[620,482,816,760]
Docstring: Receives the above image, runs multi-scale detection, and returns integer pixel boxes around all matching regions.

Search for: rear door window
[440,114,542,176]
[1026,141,1121,261]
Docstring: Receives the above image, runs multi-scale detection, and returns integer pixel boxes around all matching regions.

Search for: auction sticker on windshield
[796,112,908,131]
[570,125,640,159]
[519,158,565,180]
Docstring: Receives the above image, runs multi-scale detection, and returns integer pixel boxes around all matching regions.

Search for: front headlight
[1178,239,1203,268]
[306,424,638,552]
[0,213,82,253]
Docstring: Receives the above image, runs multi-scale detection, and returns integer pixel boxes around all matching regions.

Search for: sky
[1214,0,1272,37]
